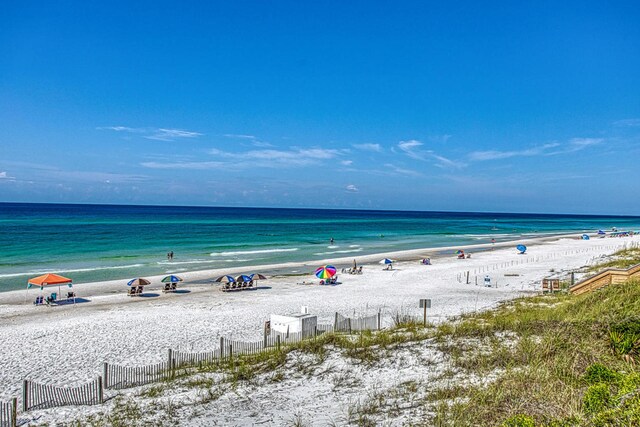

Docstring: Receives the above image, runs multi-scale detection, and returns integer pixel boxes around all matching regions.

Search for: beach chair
[34,296,44,305]
[136,286,143,295]
[163,283,171,293]
[128,286,137,296]
[247,280,254,288]
[171,282,177,291]
[542,280,550,293]
[67,291,76,300]
[357,266,363,274]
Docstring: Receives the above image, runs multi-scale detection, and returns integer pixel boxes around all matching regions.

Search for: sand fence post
[167,349,174,379]
[11,397,17,427]
[102,362,109,389]
[334,312,338,331]
[276,335,281,352]
[220,337,224,358]
[377,310,381,330]
[97,376,104,404]
[21,380,28,412]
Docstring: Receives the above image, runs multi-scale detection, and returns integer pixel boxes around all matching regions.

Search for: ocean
[1,202,639,292]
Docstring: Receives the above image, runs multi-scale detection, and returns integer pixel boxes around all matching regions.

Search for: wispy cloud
[224,133,275,147]
[0,171,15,181]
[353,143,383,152]
[468,143,559,161]
[469,138,602,161]
[613,118,640,127]
[209,146,349,167]
[98,126,202,141]
[345,184,359,192]
[397,140,462,168]
[223,134,257,140]
[383,163,423,177]
[146,129,202,141]
[341,160,353,166]
[141,161,226,170]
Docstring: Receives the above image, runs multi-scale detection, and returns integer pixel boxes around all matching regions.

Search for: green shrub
[584,383,614,414]
[502,414,536,427]
[584,363,621,385]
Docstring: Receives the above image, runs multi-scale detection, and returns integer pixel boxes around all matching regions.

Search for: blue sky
[1,1,639,214]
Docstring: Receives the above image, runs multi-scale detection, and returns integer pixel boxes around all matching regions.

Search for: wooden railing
[570,264,640,295]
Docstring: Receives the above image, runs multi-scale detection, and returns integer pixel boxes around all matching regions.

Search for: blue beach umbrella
[582,234,590,240]
[380,258,394,264]
[162,275,183,283]
[516,245,527,254]
[235,274,253,283]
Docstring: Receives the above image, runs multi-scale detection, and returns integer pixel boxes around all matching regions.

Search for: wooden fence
[103,361,170,390]
[0,398,17,427]
[22,377,103,412]
[334,312,381,333]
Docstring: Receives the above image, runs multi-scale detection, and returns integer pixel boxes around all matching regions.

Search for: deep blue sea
[1,202,639,292]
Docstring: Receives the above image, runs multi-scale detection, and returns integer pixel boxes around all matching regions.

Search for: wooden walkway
[570,263,640,295]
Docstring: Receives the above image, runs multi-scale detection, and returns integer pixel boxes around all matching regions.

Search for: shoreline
[0,230,583,303]
[0,231,637,400]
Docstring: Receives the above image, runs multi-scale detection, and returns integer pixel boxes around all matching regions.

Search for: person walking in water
[330,237,334,244]
[170,251,174,260]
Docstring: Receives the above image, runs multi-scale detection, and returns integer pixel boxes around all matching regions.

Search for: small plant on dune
[501,414,536,427]
[583,383,615,414]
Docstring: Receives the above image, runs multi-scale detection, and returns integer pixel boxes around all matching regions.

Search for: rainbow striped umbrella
[315,265,337,279]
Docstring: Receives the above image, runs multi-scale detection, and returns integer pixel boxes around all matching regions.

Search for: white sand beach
[0,233,638,425]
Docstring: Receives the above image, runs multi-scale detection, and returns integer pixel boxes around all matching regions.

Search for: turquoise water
[1,202,639,292]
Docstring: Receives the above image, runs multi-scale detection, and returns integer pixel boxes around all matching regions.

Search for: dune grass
[429,279,640,426]
[588,246,640,272]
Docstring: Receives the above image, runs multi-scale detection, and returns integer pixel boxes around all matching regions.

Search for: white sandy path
[0,235,636,402]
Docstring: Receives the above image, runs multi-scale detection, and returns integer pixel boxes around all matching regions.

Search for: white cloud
[141,161,225,170]
[383,163,423,177]
[469,138,602,161]
[346,184,359,192]
[0,171,15,181]
[99,126,202,141]
[397,140,462,168]
[341,160,353,166]
[223,134,257,140]
[468,143,560,161]
[613,119,640,127]
[209,146,347,167]
[569,137,603,148]
[353,143,383,152]
[145,128,202,141]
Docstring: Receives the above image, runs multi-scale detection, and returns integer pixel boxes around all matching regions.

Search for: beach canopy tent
[28,273,74,304]
[380,258,394,264]
[315,265,337,279]
[517,245,527,254]
[598,230,606,235]
[214,275,236,283]
[161,275,183,284]
[582,234,590,240]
